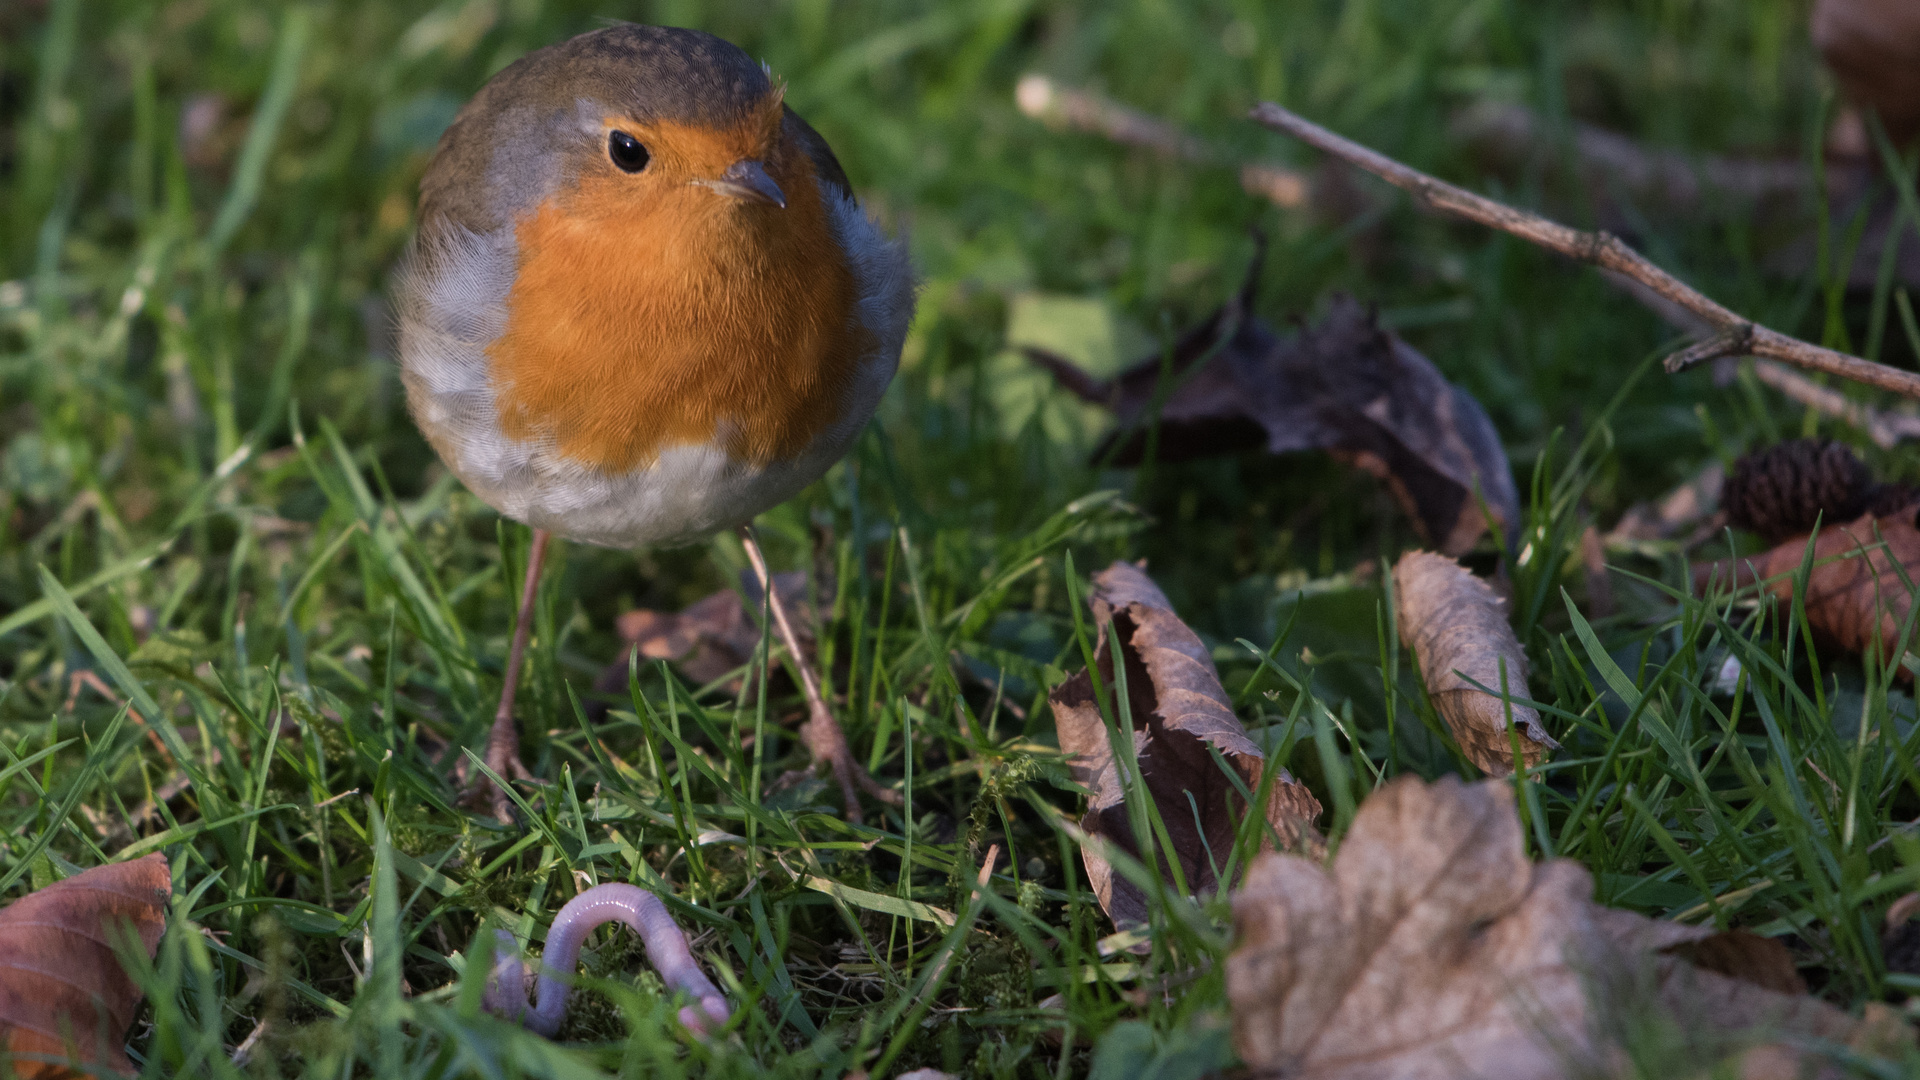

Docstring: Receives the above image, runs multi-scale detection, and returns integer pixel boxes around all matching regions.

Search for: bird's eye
[608,130,649,173]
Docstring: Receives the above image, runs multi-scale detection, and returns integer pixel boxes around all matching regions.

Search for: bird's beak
[697,160,786,209]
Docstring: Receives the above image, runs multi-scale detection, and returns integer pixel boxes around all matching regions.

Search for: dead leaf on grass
[1813,0,1920,148]
[1226,776,1906,1080]
[1605,461,1725,547]
[1698,510,1920,669]
[1025,247,1518,556]
[595,571,817,697]
[1692,440,1920,670]
[1050,561,1322,930]
[1392,551,1556,774]
[0,854,171,1078]
[1659,930,1806,997]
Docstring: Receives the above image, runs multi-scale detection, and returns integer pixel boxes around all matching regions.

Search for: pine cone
[1722,440,1874,543]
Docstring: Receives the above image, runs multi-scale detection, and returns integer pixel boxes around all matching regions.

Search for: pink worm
[482,883,730,1036]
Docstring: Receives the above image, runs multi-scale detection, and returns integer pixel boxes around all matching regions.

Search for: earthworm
[482,883,730,1036]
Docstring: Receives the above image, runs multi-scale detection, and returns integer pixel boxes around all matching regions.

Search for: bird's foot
[799,705,903,826]
[457,713,536,823]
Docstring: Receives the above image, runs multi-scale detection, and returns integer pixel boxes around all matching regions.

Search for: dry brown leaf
[1693,440,1920,669]
[1883,893,1920,983]
[0,854,170,1078]
[1813,0,1920,149]
[1605,461,1725,547]
[1659,931,1806,997]
[1392,551,1556,774]
[595,570,816,696]
[1696,511,1920,667]
[1050,561,1322,929]
[1025,248,1518,556]
[1226,776,1903,1080]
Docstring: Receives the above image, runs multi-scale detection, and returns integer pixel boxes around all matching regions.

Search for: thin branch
[1022,80,1920,436]
[1449,101,1811,209]
[1603,257,1920,447]
[1250,102,1920,400]
[1745,357,1920,450]
[1018,75,1310,209]
[738,527,902,825]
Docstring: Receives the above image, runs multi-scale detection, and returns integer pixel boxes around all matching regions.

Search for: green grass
[4,0,1920,1075]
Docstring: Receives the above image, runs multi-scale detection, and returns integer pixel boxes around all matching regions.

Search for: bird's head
[412,25,869,474]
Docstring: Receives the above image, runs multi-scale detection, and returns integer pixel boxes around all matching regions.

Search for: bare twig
[1018,75,1310,209]
[1019,81,1920,434]
[230,1019,269,1066]
[1603,259,1920,447]
[738,527,902,825]
[66,668,173,761]
[1579,525,1613,618]
[1746,358,1920,449]
[1450,101,1809,209]
[1250,102,1920,399]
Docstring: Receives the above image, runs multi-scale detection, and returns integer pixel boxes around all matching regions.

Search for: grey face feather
[417,24,777,235]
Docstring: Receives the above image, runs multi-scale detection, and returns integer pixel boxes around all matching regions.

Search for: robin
[395,24,915,820]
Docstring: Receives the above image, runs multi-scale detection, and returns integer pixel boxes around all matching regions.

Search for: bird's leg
[738,526,903,826]
[468,528,550,821]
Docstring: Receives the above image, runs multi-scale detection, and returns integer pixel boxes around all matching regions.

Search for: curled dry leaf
[1695,440,1920,669]
[1605,461,1725,547]
[595,570,816,697]
[1050,561,1322,930]
[1698,441,1918,649]
[1659,930,1806,997]
[0,854,170,1078]
[1392,551,1556,774]
[1813,0,1920,149]
[1227,776,1908,1080]
[1698,510,1920,668]
[1026,246,1518,556]
[1882,893,1920,982]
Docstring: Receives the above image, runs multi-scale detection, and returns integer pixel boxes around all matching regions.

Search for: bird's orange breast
[485,126,865,473]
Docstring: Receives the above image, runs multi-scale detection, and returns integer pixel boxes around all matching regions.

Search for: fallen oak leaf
[1226,776,1906,1079]
[1604,461,1725,548]
[1658,930,1806,997]
[1051,561,1322,930]
[593,570,817,699]
[1813,0,1920,149]
[1697,441,1920,668]
[0,854,170,1078]
[1392,551,1556,775]
[1025,244,1518,557]
[1696,510,1920,668]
